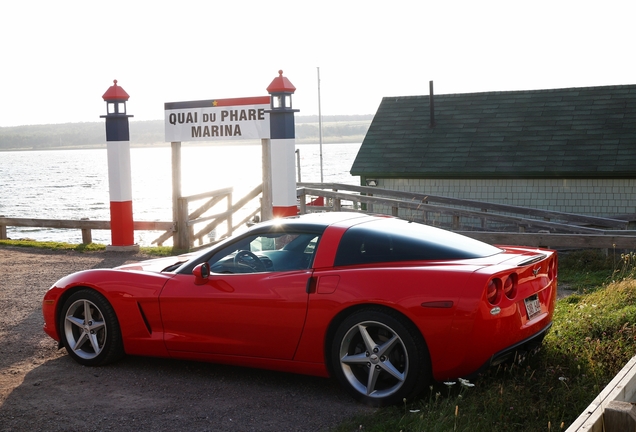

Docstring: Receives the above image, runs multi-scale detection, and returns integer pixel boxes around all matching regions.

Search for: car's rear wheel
[60,289,124,366]
[331,308,430,406]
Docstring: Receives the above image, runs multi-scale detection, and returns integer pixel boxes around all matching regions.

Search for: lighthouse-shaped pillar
[100,80,139,251]
[266,70,299,218]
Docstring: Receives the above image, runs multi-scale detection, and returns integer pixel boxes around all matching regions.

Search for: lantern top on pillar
[102,80,130,101]
[101,80,132,117]
[266,70,296,94]
[267,70,298,111]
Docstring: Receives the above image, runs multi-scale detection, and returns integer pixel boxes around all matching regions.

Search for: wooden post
[261,138,273,221]
[175,197,189,250]
[298,190,307,214]
[453,215,460,229]
[171,142,184,248]
[227,191,233,237]
[0,215,6,240]
[80,218,92,244]
[171,142,182,226]
[603,400,636,431]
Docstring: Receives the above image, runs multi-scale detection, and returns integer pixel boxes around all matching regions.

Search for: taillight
[487,278,502,305]
[503,274,518,299]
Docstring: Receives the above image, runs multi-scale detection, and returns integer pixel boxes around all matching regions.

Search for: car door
[159,232,318,360]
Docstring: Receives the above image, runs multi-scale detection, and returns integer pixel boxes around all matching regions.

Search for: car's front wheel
[60,289,124,366]
[331,308,430,406]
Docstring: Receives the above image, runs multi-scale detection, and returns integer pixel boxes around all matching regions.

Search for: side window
[333,219,502,268]
[208,233,320,274]
[304,236,318,254]
[334,229,394,266]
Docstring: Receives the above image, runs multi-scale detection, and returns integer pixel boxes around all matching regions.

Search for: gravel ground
[0,247,371,432]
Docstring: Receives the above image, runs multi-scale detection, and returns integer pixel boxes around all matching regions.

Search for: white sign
[164,96,270,142]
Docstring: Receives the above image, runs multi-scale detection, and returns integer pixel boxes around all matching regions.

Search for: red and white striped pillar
[100,80,138,251]
[266,71,299,218]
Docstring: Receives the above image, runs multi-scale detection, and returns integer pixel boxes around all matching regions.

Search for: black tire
[330,308,431,406]
[59,289,124,366]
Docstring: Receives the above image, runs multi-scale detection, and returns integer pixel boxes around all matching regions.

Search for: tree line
[0,115,373,151]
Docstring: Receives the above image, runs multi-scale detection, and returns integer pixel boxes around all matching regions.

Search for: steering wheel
[233,250,267,272]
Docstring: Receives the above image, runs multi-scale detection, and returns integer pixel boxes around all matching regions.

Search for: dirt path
[0,247,370,431]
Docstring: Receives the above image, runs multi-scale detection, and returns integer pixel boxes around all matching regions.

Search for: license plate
[524,294,541,320]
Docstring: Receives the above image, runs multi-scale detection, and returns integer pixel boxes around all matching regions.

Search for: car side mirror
[193,262,211,285]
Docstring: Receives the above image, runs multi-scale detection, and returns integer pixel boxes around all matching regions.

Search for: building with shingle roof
[350,84,636,217]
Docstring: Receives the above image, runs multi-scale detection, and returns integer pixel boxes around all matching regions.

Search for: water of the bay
[0,143,361,246]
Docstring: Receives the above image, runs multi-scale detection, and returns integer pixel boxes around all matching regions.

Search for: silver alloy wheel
[63,298,107,360]
[338,320,408,399]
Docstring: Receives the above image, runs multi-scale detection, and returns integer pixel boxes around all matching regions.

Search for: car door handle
[305,276,317,294]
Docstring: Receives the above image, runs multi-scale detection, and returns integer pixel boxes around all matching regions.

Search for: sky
[1,0,634,127]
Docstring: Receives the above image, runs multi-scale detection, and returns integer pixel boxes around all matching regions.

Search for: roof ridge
[383,83,636,100]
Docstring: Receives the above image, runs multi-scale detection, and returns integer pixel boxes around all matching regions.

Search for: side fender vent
[137,302,152,335]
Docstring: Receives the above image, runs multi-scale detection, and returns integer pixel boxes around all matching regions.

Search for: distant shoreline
[0,116,371,152]
[0,137,365,152]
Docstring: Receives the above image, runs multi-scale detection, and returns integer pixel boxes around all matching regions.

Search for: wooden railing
[0,185,262,250]
[0,217,173,245]
[567,354,636,431]
[4,182,636,251]
[154,184,262,250]
[297,183,636,249]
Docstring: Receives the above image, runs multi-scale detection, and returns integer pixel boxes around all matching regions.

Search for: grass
[335,249,636,431]
[0,239,179,256]
[558,249,615,293]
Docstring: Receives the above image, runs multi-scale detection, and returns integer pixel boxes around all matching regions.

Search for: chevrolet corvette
[42,212,557,406]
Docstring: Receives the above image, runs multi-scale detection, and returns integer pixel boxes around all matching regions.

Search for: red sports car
[42,212,557,406]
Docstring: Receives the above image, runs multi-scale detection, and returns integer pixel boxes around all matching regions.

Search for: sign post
[163,71,299,245]
[101,80,139,252]
[164,97,271,142]
[266,70,299,218]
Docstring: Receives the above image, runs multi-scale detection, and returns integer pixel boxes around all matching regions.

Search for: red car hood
[115,252,198,273]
